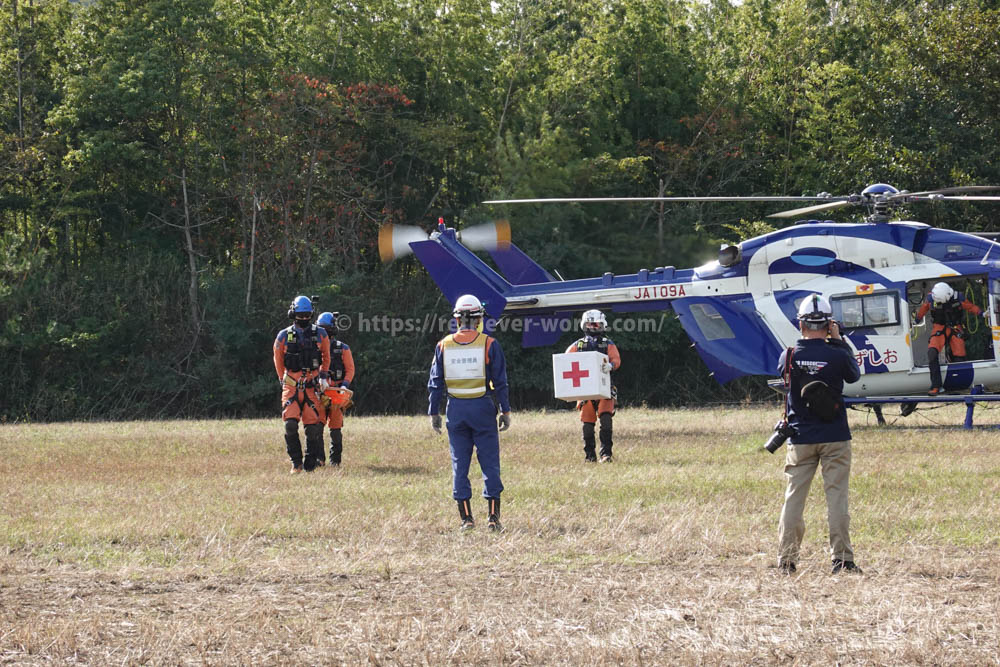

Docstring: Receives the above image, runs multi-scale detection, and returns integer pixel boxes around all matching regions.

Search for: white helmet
[581,309,608,333]
[931,282,955,305]
[453,294,485,321]
[797,294,832,329]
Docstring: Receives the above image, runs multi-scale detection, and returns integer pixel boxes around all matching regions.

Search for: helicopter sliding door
[906,274,995,375]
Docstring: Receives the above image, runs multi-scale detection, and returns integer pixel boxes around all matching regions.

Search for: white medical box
[552,351,611,402]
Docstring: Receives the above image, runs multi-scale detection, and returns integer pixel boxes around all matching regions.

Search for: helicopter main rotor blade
[918,195,1000,202]
[767,201,852,219]
[482,196,838,205]
[893,185,1000,199]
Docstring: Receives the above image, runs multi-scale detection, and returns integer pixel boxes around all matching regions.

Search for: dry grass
[2,405,1000,665]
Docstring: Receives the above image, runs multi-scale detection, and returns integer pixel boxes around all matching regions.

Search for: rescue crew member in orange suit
[914,282,987,395]
[316,311,355,467]
[566,309,621,462]
[273,295,331,473]
[428,294,511,531]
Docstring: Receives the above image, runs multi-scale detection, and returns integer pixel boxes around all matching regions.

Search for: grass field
[2,404,1000,665]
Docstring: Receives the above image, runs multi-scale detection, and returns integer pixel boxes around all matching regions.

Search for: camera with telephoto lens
[764,419,795,454]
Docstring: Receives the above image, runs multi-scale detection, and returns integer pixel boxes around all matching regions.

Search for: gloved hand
[340,381,351,389]
[318,378,331,392]
[431,414,442,434]
[319,370,331,381]
[601,360,613,373]
[498,413,511,432]
[983,311,991,321]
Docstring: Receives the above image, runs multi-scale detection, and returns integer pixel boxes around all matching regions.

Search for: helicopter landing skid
[845,385,1000,429]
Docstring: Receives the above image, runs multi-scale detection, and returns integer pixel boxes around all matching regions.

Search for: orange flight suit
[273,324,331,425]
[566,336,621,422]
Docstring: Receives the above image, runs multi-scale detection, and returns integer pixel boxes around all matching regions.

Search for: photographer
[774,295,861,575]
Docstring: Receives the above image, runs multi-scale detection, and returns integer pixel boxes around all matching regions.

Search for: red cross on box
[562,360,590,387]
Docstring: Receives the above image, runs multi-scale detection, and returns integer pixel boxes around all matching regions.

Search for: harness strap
[782,347,796,420]
[283,378,321,418]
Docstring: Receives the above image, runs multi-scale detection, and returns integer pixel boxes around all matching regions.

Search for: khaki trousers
[778,440,854,565]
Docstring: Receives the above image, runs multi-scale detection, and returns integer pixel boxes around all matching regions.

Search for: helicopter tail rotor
[378,219,512,263]
[378,224,429,263]
[458,219,511,252]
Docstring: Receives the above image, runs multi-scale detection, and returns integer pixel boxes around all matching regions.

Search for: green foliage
[3,0,1000,421]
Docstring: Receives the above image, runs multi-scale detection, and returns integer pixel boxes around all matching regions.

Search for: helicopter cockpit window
[830,291,899,330]
[688,303,734,341]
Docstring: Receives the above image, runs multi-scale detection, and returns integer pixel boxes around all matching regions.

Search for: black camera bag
[786,346,841,422]
[800,379,840,422]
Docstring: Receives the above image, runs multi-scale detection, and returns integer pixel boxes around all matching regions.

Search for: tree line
[2,0,999,421]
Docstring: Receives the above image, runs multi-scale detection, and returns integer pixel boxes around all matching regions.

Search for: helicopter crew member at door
[566,309,621,462]
[428,294,511,531]
[274,296,331,473]
[776,295,862,575]
[316,311,355,467]
[915,282,987,396]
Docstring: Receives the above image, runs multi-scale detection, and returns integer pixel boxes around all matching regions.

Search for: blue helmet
[288,295,314,323]
[317,311,336,327]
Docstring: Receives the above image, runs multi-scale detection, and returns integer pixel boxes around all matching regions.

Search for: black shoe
[600,454,613,463]
[585,454,597,463]
[457,499,474,530]
[900,402,916,417]
[779,561,796,574]
[488,514,504,532]
[832,559,862,574]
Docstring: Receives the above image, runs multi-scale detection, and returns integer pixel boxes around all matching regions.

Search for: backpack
[801,379,840,422]
[785,347,841,422]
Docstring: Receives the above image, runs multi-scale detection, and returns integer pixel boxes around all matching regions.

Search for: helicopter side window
[866,297,892,325]
[688,303,734,341]
[834,297,865,328]
[830,291,900,330]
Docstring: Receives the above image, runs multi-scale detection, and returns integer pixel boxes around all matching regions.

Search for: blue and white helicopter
[379,184,1000,427]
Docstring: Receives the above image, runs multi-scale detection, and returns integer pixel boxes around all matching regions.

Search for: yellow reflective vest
[441,332,489,399]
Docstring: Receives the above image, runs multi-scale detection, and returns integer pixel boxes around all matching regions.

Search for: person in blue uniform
[776,294,862,575]
[428,294,511,531]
